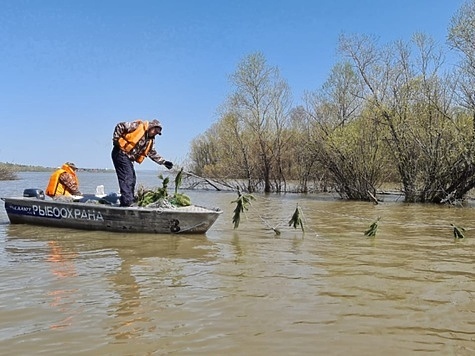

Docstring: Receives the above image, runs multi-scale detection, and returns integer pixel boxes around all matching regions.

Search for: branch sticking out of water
[364,217,381,237]
[231,191,255,229]
[451,223,465,239]
[289,204,305,232]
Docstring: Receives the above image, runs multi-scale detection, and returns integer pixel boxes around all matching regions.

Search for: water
[1,172,474,355]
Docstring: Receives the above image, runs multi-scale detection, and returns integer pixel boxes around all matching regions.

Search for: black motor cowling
[23,188,45,200]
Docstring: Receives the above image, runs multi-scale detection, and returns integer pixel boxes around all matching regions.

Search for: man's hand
[164,161,173,170]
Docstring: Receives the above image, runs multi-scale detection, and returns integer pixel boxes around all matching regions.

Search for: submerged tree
[338,33,475,203]
[190,52,294,193]
[228,52,293,192]
[304,61,390,200]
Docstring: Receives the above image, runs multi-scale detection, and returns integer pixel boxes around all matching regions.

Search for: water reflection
[2,172,475,354]
[4,224,216,343]
[45,240,79,330]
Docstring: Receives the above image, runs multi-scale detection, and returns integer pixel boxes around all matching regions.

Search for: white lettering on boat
[31,204,104,221]
[10,205,33,213]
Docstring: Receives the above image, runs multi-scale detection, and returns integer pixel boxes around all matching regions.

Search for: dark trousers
[111,146,136,207]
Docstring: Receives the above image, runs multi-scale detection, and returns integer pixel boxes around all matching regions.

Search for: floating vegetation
[231,191,255,229]
[288,204,305,232]
[364,217,381,237]
[224,192,470,240]
[136,172,191,207]
[230,196,307,235]
[451,223,465,239]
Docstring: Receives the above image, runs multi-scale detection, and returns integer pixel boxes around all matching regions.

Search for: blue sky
[0,0,467,170]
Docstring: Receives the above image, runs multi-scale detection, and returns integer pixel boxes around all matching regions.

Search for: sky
[0,0,468,170]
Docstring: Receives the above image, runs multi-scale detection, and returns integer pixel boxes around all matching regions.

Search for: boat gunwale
[2,196,223,214]
[2,196,222,234]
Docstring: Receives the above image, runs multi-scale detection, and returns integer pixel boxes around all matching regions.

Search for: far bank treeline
[0,162,110,181]
[189,2,475,204]
[0,162,53,180]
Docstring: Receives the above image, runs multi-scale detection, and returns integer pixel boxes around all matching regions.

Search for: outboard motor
[23,188,45,200]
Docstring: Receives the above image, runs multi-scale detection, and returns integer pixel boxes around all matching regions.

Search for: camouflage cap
[149,119,162,135]
[65,162,78,170]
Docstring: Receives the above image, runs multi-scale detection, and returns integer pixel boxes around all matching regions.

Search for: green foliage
[137,189,165,207]
[364,217,381,237]
[174,168,183,195]
[451,223,466,239]
[168,192,191,207]
[288,204,305,232]
[231,192,255,229]
[230,195,307,235]
[136,173,191,207]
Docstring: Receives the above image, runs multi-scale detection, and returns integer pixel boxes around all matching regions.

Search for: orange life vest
[45,164,79,197]
[117,120,153,163]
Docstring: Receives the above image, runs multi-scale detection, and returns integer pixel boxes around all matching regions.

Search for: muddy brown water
[1,172,474,355]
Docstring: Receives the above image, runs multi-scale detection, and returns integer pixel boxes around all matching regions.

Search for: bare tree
[303,61,390,200]
[227,52,293,192]
[339,33,475,202]
[448,0,475,118]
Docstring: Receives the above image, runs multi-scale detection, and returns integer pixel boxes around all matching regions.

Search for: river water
[0,172,474,355]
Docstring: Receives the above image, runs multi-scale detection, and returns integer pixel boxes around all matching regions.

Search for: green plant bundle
[364,217,381,237]
[231,192,255,229]
[169,192,191,207]
[174,168,183,195]
[136,173,191,207]
[159,174,169,190]
[137,189,164,206]
[288,204,305,232]
[451,223,465,239]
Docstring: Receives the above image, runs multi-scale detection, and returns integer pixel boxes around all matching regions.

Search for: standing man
[111,119,173,207]
[45,162,82,198]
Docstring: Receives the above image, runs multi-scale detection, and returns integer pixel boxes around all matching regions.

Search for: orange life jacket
[45,164,79,197]
[117,120,153,163]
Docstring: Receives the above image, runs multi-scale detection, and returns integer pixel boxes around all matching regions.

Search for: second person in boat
[45,162,82,198]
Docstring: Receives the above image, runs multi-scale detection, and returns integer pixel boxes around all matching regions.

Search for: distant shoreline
[0,162,113,173]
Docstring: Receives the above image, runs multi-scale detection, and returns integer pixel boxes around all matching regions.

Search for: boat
[2,188,222,234]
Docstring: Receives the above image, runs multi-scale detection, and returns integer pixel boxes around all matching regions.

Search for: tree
[191,52,292,193]
[287,106,322,192]
[304,61,390,200]
[339,33,475,203]
[448,0,475,118]
[229,52,293,192]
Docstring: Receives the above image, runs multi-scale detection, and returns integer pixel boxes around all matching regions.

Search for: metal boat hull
[2,197,222,234]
